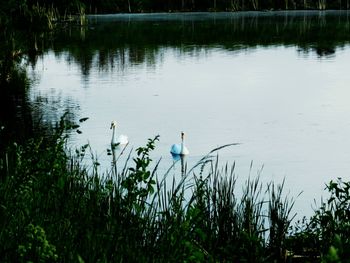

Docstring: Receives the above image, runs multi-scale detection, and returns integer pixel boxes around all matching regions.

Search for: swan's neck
[181,138,185,154]
[111,126,116,144]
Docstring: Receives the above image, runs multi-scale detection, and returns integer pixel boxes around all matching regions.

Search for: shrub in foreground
[0,116,347,262]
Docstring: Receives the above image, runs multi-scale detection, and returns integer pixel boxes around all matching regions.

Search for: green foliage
[122,135,159,213]
[287,178,350,262]
[28,4,59,30]
[286,217,320,260]
[17,224,58,263]
[311,179,350,262]
[3,114,350,262]
[322,244,341,263]
[267,179,296,261]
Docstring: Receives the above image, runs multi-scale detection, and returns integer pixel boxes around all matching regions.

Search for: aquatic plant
[310,179,350,261]
[0,114,346,262]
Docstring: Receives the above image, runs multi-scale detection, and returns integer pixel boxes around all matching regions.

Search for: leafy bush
[0,115,309,262]
[17,224,58,263]
[311,179,350,262]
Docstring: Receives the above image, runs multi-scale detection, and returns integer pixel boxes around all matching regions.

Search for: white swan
[170,132,189,156]
[110,121,128,148]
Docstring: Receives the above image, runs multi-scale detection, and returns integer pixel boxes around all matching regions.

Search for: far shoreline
[85,9,350,19]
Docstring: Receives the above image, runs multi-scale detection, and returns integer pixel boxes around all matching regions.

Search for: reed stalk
[0,116,340,262]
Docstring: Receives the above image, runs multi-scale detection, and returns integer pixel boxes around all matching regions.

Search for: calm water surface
[29,11,350,218]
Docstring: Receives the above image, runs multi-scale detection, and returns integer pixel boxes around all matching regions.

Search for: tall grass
[0,115,345,262]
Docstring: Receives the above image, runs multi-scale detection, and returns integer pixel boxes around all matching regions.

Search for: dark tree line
[1,0,350,21]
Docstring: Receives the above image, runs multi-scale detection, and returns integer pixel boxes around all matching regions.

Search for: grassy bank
[1,116,350,262]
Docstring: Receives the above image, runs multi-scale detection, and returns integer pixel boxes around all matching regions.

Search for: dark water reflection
[46,11,350,77]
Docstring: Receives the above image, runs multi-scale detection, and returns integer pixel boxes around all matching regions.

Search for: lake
[28,11,350,219]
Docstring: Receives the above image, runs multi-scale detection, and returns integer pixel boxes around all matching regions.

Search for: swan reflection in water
[171,152,186,177]
[170,132,189,176]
